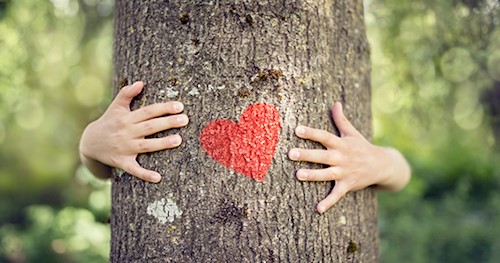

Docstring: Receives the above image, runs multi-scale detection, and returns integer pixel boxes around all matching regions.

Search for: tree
[111,0,377,262]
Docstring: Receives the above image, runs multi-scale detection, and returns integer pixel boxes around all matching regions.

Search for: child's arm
[79,81,189,183]
[288,102,411,213]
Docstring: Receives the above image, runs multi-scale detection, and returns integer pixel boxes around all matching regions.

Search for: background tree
[111,0,377,262]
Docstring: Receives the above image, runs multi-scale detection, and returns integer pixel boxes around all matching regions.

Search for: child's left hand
[289,102,410,213]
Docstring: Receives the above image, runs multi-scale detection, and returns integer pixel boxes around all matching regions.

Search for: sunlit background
[0,0,499,262]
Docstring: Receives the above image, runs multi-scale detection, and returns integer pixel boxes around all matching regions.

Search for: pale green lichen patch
[188,86,200,96]
[166,87,179,98]
[339,215,347,225]
[208,84,226,92]
[147,195,183,224]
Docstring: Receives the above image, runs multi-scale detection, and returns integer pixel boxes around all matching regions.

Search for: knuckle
[137,141,150,152]
[113,117,128,128]
[326,136,338,147]
[323,138,333,147]
[125,162,143,176]
[335,153,344,164]
[319,129,330,138]
[326,152,337,164]
[166,101,177,112]
[164,139,173,148]
[335,139,345,149]
[110,143,124,155]
[142,106,156,117]
[327,167,337,179]
[113,130,128,142]
[142,122,155,133]
[164,137,177,148]
[165,116,177,126]
[124,164,138,176]
[313,129,325,141]
[333,167,343,178]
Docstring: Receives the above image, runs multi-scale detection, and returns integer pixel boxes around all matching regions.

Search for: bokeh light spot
[51,0,79,17]
[74,76,104,107]
[374,84,408,114]
[15,99,44,130]
[488,28,500,53]
[89,189,110,211]
[411,57,436,89]
[440,47,477,83]
[453,85,484,130]
[487,51,500,81]
[453,103,484,131]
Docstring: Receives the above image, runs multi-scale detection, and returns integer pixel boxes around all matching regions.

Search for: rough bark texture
[111,0,377,262]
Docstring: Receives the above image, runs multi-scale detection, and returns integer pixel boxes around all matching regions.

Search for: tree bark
[111,0,377,262]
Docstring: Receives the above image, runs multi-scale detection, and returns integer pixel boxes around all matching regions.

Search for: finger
[332,102,361,137]
[317,183,349,213]
[288,148,339,165]
[130,101,185,123]
[133,135,183,153]
[295,125,341,149]
[113,81,144,108]
[132,114,189,137]
[124,160,162,183]
[296,167,342,181]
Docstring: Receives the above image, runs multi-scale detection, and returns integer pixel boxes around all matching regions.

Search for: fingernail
[177,114,188,124]
[296,126,306,136]
[297,170,308,180]
[131,81,141,88]
[173,102,184,112]
[170,135,182,145]
[289,149,300,160]
[151,173,161,182]
[317,205,325,214]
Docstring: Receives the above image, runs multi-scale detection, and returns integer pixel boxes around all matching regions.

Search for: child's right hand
[79,81,189,183]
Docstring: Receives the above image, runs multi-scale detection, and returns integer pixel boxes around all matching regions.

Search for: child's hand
[79,81,189,183]
[288,102,410,213]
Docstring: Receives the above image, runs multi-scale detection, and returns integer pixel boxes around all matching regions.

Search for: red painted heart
[200,103,281,181]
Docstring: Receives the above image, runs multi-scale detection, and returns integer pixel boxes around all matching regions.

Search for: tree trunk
[111,0,377,262]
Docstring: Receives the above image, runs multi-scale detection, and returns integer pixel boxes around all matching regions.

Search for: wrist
[79,125,112,179]
[373,146,395,189]
[376,147,411,191]
[80,152,112,179]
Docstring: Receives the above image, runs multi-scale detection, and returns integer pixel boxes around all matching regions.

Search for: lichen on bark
[111,1,378,262]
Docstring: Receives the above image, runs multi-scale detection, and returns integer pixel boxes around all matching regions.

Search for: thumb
[123,159,162,183]
[317,182,349,213]
[332,102,359,137]
[113,81,144,108]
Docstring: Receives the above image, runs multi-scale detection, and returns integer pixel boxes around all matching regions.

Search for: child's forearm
[376,147,411,191]
[80,152,112,179]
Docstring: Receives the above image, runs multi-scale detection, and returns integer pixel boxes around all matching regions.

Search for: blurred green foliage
[0,0,498,262]
[366,0,500,262]
[0,0,113,262]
